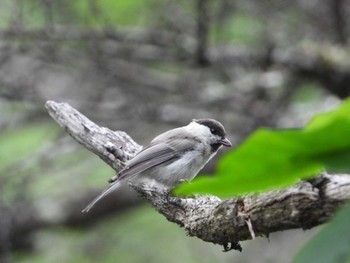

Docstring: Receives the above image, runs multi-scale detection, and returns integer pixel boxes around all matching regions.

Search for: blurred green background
[1,0,349,262]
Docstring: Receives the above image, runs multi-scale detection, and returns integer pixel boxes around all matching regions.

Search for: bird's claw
[222,242,242,252]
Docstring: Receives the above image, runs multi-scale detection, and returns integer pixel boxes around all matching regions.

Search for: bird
[82,118,232,212]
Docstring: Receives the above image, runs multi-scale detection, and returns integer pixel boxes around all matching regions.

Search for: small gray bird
[82,119,231,212]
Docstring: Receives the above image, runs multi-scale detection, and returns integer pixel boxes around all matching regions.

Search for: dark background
[0,0,348,262]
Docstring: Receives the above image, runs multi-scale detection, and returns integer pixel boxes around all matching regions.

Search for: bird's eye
[210,128,217,135]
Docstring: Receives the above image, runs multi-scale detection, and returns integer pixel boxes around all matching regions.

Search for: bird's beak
[220,138,232,147]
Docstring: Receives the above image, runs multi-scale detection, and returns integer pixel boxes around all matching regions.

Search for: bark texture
[45,100,350,250]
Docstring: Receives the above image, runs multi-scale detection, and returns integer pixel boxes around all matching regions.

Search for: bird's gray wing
[82,139,193,212]
[114,142,179,181]
[111,132,197,182]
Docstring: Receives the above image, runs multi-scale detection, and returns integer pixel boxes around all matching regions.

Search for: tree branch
[46,101,142,170]
[195,0,210,66]
[45,100,350,250]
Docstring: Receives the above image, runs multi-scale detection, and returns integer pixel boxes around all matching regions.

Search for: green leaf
[174,99,350,197]
[293,203,350,263]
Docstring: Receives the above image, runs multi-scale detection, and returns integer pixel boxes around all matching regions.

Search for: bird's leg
[222,242,242,252]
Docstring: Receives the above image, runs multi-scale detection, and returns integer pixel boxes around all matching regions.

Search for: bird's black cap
[194,118,227,138]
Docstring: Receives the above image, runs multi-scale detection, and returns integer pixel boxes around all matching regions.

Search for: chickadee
[82,119,231,212]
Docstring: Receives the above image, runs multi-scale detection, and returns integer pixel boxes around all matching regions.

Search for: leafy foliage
[211,14,265,45]
[0,123,60,201]
[14,206,235,263]
[175,99,350,197]
[69,0,149,26]
[0,123,59,171]
[293,203,350,263]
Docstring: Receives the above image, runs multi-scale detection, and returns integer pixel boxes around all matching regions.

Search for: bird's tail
[82,180,122,213]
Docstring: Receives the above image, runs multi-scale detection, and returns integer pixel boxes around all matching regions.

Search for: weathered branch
[46,101,142,170]
[45,100,350,250]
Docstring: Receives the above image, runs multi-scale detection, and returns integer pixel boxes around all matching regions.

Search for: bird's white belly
[144,150,214,188]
